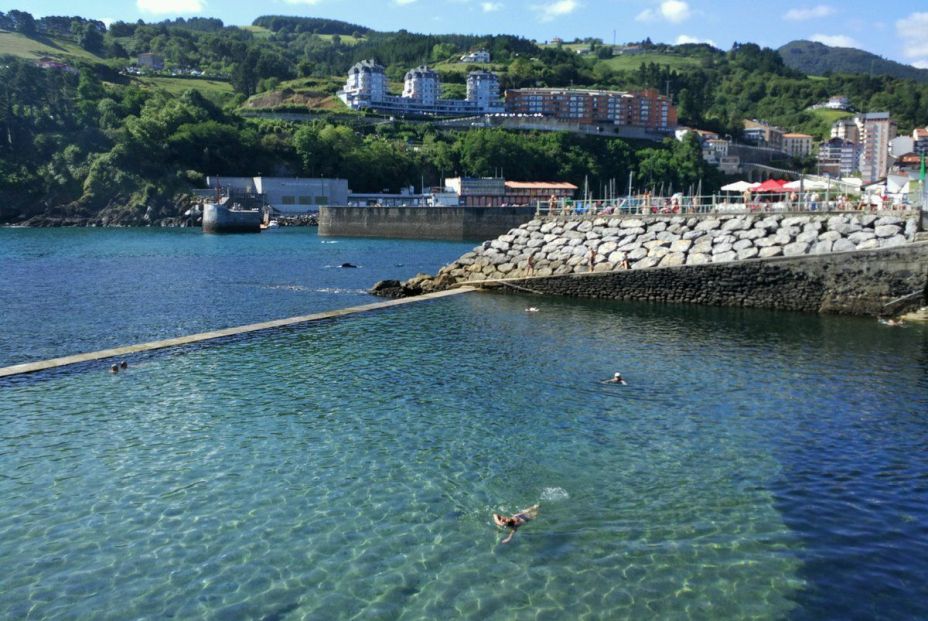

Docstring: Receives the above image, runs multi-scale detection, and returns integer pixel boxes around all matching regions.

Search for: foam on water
[540,487,570,502]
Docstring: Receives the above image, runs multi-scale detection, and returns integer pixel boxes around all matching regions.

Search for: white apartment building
[402,65,440,105]
[338,60,503,116]
[817,138,859,177]
[783,133,814,158]
[831,118,859,144]
[856,112,896,183]
[913,127,928,156]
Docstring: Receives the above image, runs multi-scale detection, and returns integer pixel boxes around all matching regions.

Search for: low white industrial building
[206,177,349,214]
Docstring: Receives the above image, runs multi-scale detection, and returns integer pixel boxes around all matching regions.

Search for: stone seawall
[319,206,536,241]
[377,212,927,316]
[435,213,920,283]
[480,242,928,316]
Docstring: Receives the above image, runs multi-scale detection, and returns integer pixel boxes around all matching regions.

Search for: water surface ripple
[2,290,927,619]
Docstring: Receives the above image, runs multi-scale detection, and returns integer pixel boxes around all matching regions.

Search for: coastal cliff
[373,212,928,316]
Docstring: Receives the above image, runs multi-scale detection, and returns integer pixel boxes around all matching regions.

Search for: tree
[9,10,36,35]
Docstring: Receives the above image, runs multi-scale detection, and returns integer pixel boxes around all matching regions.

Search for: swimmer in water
[110,363,119,373]
[602,372,627,385]
[493,504,539,544]
[525,307,539,312]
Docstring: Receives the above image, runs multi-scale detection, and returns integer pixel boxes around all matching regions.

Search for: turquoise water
[1,230,928,619]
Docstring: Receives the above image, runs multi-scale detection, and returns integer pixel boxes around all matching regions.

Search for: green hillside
[0,29,104,62]
[779,40,928,83]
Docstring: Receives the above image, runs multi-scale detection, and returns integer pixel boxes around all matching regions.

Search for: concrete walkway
[0,288,475,379]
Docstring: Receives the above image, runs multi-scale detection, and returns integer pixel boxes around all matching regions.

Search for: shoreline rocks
[373,212,921,297]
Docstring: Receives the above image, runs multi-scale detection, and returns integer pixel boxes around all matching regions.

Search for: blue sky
[11,1,928,67]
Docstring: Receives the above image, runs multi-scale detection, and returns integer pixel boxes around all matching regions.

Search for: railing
[534,193,925,219]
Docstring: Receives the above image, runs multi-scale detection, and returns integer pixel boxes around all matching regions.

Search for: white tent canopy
[782,179,831,191]
[720,180,756,192]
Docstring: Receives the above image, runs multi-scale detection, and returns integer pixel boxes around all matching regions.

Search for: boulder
[608,250,627,263]
[695,218,722,231]
[648,246,670,259]
[875,216,903,227]
[737,247,759,260]
[577,220,593,232]
[737,228,765,240]
[598,241,618,255]
[783,241,810,257]
[782,216,811,228]
[713,242,734,255]
[905,219,917,238]
[759,246,783,258]
[721,217,750,231]
[686,252,710,265]
[713,251,737,263]
[795,231,819,244]
[620,218,646,229]
[593,262,614,272]
[874,224,901,238]
[848,231,875,244]
[490,239,510,251]
[649,221,668,232]
[632,256,660,269]
[692,240,714,254]
[670,239,693,253]
[855,238,880,250]
[832,238,856,252]
[818,231,842,242]
[732,239,754,251]
[880,235,907,249]
[659,252,686,267]
[811,240,833,254]
[628,247,648,261]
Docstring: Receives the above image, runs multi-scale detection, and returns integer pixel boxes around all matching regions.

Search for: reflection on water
[2,293,926,619]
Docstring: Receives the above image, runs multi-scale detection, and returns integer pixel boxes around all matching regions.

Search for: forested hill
[778,40,928,84]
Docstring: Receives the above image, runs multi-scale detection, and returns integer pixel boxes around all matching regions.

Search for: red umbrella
[753,179,788,193]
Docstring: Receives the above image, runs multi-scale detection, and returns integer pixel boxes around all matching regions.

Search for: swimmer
[525,307,540,312]
[879,317,904,327]
[602,372,627,385]
[110,364,119,374]
[493,504,539,544]
[119,361,128,369]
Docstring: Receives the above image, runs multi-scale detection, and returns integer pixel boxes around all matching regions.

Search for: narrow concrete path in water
[0,288,475,379]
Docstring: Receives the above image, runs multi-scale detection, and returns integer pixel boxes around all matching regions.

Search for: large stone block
[732,239,754,251]
[855,239,880,250]
[632,256,660,269]
[670,239,693,253]
[832,238,856,252]
[874,224,901,238]
[628,247,648,261]
[713,251,737,263]
[759,246,783,258]
[796,231,819,244]
[713,242,734,255]
[818,231,842,242]
[696,218,722,231]
[598,241,618,255]
[608,250,627,263]
[811,240,833,254]
[659,252,687,267]
[875,216,903,227]
[880,235,907,249]
[722,217,750,231]
[686,252,710,265]
[737,247,759,260]
[620,218,646,228]
[783,241,810,257]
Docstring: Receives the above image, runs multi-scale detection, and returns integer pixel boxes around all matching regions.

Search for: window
[299,196,312,205]
[315,196,329,205]
[282,196,296,205]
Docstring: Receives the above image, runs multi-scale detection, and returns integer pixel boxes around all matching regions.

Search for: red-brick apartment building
[504,88,677,131]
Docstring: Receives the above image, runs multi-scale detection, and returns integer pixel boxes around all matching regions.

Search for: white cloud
[394,0,417,4]
[897,12,928,60]
[636,1,690,24]
[282,0,324,5]
[535,0,579,22]
[136,0,204,14]
[676,34,716,47]
[809,33,857,48]
[783,5,834,21]
[914,60,928,69]
[482,2,502,11]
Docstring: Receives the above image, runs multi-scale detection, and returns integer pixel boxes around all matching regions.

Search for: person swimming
[603,372,627,385]
[493,504,539,544]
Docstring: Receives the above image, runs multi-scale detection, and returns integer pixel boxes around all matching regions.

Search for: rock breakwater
[375,213,918,296]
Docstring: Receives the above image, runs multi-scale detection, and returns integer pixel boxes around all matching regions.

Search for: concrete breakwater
[319,206,536,241]
[374,212,927,316]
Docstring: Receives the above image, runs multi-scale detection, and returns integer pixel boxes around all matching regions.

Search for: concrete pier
[319,206,535,241]
[0,288,475,379]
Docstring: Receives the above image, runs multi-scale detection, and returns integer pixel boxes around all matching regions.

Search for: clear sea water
[1,228,927,620]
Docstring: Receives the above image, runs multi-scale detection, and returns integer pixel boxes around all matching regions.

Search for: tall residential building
[782,133,814,158]
[402,65,440,105]
[339,59,388,108]
[913,127,928,156]
[504,88,676,131]
[338,60,503,115]
[817,138,859,177]
[465,70,502,111]
[856,112,896,183]
[831,118,859,144]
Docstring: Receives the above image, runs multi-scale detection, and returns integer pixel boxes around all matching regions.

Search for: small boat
[267,220,280,228]
[202,197,263,233]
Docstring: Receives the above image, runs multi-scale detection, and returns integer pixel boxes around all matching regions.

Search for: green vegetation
[779,40,928,84]
[2,9,928,226]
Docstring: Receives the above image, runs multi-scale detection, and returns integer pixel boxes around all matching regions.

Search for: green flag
[921,154,926,183]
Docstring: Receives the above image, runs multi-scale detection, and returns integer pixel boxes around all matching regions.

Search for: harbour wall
[319,206,536,241]
[401,212,927,316]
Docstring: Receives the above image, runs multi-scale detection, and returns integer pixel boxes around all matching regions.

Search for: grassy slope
[598,52,702,71]
[130,76,234,99]
[0,30,103,62]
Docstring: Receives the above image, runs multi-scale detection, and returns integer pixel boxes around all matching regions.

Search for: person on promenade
[493,504,540,544]
[526,254,534,275]
[603,372,627,385]
[588,247,597,270]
